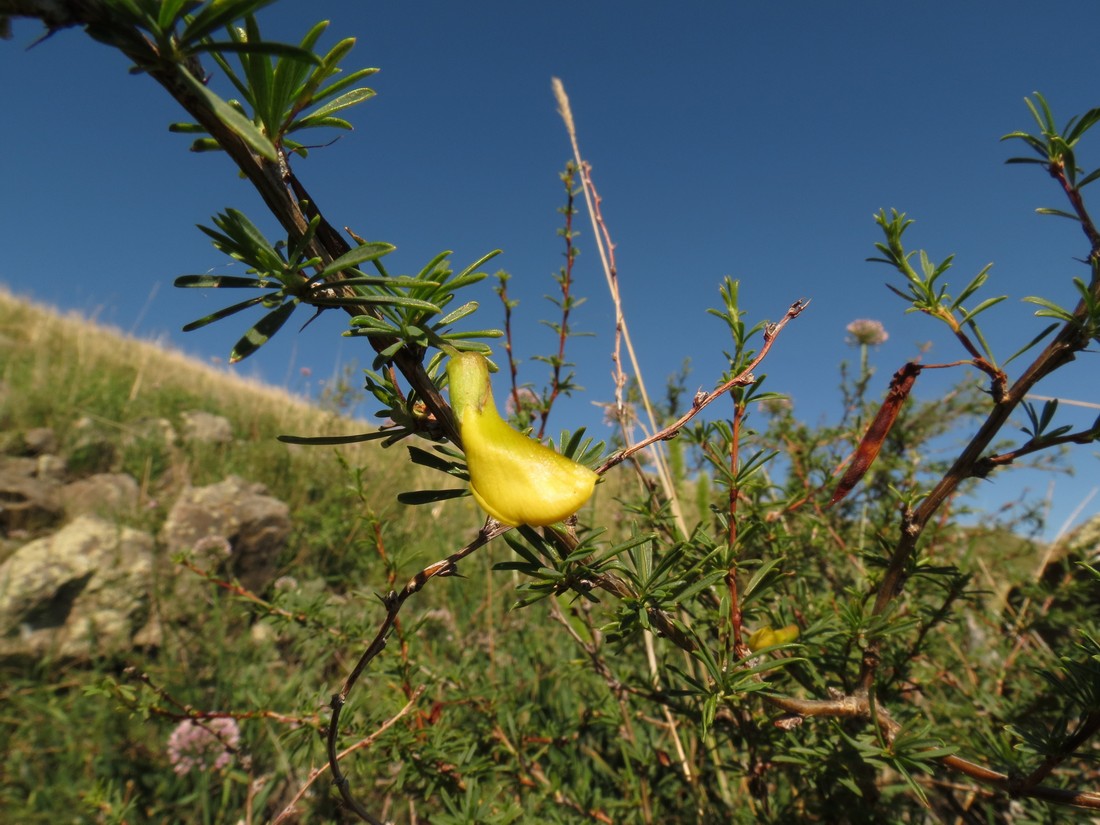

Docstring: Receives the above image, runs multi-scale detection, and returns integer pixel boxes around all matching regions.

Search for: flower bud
[447,352,597,527]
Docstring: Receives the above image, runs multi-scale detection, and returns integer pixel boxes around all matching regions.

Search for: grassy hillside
[3,286,1094,825]
[0,285,491,565]
[0,285,524,822]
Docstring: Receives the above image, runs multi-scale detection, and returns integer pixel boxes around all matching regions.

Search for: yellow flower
[447,351,597,527]
[746,623,800,652]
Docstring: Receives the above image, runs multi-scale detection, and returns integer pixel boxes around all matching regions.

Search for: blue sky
[2,1,1098,538]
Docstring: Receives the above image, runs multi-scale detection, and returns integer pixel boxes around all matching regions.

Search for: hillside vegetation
[0,285,527,822]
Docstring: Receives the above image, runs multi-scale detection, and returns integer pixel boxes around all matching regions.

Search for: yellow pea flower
[746,623,800,652]
[447,351,598,527]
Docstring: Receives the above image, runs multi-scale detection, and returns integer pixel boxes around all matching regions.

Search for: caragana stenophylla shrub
[446,350,597,526]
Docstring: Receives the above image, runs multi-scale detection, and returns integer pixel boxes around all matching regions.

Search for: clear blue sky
[2,1,1098,538]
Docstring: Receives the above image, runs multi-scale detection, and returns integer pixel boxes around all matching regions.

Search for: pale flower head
[846,319,889,347]
[166,717,240,776]
[505,387,541,416]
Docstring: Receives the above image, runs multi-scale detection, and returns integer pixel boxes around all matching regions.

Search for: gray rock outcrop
[0,515,154,661]
[160,475,290,594]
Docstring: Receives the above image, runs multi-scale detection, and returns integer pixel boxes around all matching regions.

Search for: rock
[0,427,57,457]
[61,473,140,518]
[180,411,233,445]
[160,476,290,594]
[35,454,67,482]
[0,515,154,661]
[0,456,63,536]
[24,428,57,456]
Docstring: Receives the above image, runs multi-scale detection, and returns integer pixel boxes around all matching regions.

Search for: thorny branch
[0,0,460,445]
[596,299,809,475]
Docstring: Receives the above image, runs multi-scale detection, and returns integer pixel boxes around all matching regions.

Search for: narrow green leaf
[959,295,1007,324]
[288,115,353,131]
[229,299,298,362]
[742,558,784,604]
[436,300,479,326]
[186,137,222,152]
[181,0,280,46]
[349,295,443,312]
[311,67,381,107]
[191,40,322,64]
[277,430,389,445]
[1078,168,1100,189]
[438,328,503,340]
[324,275,432,289]
[397,488,467,505]
[239,15,274,131]
[406,446,460,473]
[319,242,396,277]
[270,21,328,123]
[1004,322,1059,366]
[174,274,275,289]
[300,87,375,122]
[180,293,271,331]
[1035,207,1082,221]
[953,263,993,307]
[178,68,278,161]
[168,121,206,133]
[157,0,196,34]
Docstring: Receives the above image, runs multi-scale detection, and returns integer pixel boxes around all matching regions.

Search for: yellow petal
[747,623,799,651]
[447,352,597,527]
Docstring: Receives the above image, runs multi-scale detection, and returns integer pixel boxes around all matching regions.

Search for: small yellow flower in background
[746,623,800,652]
[447,351,598,527]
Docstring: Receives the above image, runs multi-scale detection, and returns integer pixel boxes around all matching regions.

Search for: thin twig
[551,77,688,538]
[326,519,510,823]
[273,686,425,825]
[596,300,809,475]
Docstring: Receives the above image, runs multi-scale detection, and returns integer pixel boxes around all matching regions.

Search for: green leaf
[174,274,276,289]
[300,87,375,121]
[229,298,298,362]
[436,301,479,327]
[1004,322,1059,366]
[958,295,1007,324]
[239,15,275,131]
[324,275,430,289]
[1035,207,1082,221]
[178,68,278,161]
[406,446,461,474]
[1078,168,1100,189]
[157,0,199,34]
[319,242,396,277]
[180,0,280,46]
[310,67,381,108]
[191,40,322,65]
[277,431,389,445]
[397,488,467,505]
[181,293,270,331]
[289,115,353,131]
[347,295,443,313]
[741,558,785,604]
[1023,295,1075,321]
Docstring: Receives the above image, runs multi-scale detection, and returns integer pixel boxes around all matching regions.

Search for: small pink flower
[846,319,889,347]
[167,717,240,776]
